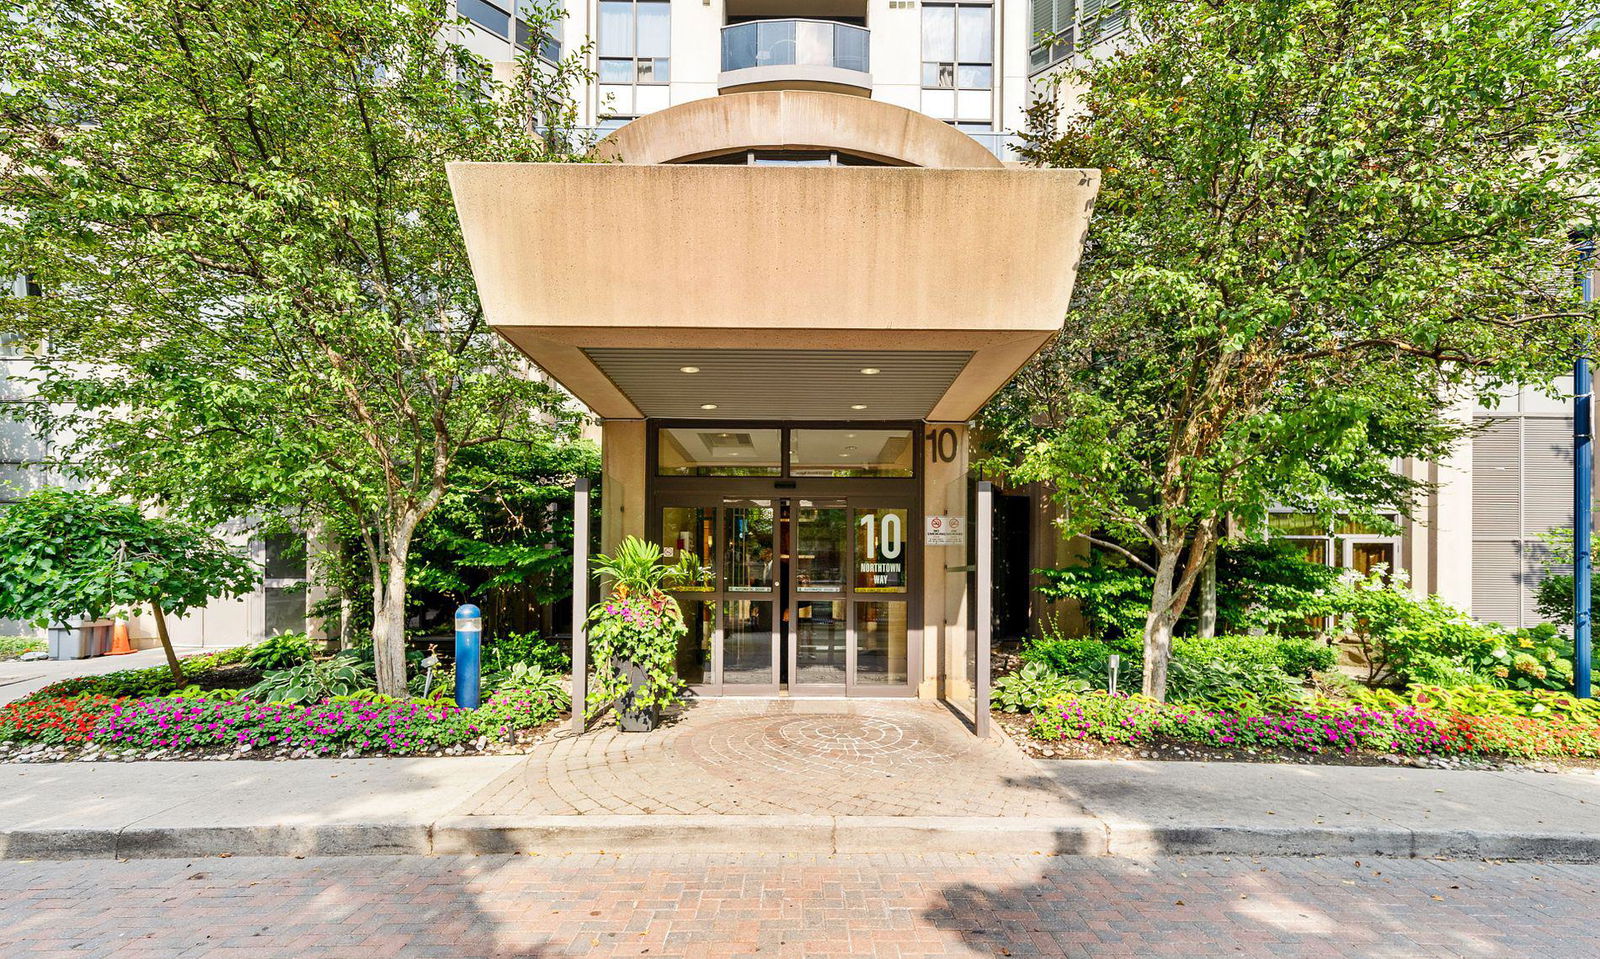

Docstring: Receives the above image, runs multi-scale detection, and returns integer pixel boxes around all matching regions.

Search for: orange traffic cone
[108,621,135,656]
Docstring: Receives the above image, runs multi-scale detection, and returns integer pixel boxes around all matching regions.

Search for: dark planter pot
[613,657,660,733]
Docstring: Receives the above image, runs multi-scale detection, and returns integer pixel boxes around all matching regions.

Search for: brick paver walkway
[3,853,1596,957]
[467,699,1077,818]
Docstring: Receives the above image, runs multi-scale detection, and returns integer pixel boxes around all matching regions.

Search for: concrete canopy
[448,161,1099,421]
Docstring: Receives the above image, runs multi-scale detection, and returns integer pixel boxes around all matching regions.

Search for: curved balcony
[719,20,872,96]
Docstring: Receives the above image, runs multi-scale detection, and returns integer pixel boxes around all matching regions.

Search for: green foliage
[1037,542,1339,643]
[0,0,594,697]
[1349,684,1600,723]
[244,633,316,672]
[1036,556,1152,642]
[984,0,1599,700]
[1532,528,1600,627]
[1020,632,1142,692]
[1020,630,1331,703]
[245,654,373,705]
[1175,635,1335,679]
[993,662,1090,714]
[486,661,570,711]
[407,440,600,630]
[0,637,45,660]
[1165,656,1299,708]
[1317,570,1576,691]
[585,538,688,724]
[0,488,258,628]
[23,646,255,701]
[486,631,571,676]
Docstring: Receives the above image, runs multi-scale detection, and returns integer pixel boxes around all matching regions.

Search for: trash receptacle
[47,620,92,660]
[85,620,114,657]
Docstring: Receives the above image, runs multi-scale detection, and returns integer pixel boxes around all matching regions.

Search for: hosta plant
[994,662,1089,713]
[245,654,373,705]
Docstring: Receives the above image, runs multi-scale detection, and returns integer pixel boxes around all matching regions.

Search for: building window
[458,0,512,39]
[922,2,992,124]
[1029,0,1126,75]
[1268,512,1402,578]
[515,0,562,63]
[922,3,993,91]
[262,533,309,637]
[599,0,670,85]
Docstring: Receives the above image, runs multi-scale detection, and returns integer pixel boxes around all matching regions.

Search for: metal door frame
[647,420,923,697]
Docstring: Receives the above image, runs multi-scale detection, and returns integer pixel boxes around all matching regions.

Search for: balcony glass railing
[720,20,870,75]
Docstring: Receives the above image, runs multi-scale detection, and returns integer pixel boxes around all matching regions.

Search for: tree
[0,488,258,683]
[986,0,1600,699]
[0,0,592,696]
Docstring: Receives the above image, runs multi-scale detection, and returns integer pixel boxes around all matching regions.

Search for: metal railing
[720,19,870,75]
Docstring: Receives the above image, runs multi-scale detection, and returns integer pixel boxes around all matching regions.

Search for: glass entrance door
[660,495,910,696]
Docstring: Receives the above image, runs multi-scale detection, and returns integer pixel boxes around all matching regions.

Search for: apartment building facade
[3,0,1588,663]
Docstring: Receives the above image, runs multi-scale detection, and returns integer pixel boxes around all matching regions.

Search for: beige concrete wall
[595,91,1004,168]
[921,423,970,700]
[600,419,648,554]
[1427,399,1477,610]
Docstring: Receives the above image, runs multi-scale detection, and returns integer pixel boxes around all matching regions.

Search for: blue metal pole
[1578,242,1595,698]
[455,603,482,709]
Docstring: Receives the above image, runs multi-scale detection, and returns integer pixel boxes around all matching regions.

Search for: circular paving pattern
[681,708,972,783]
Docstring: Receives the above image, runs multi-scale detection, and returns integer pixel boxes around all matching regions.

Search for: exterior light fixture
[859,368,880,375]
[700,403,718,410]
[680,366,700,373]
[850,404,867,410]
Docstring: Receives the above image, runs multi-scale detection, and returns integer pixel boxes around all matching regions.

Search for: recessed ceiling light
[859,368,880,375]
[680,366,700,374]
[844,446,858,451]
[850,405,867,411]
[700,403,718,410]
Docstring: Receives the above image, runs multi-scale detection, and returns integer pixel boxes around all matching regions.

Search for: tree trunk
[1197,552,1218,640]
[150,600,185,687]
[1141,548,1183,700]
[370,528,420,698]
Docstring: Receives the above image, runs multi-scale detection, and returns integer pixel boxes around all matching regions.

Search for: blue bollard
[454,604,482,709]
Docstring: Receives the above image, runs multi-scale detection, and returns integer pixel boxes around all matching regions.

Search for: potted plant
[585,537,688,732]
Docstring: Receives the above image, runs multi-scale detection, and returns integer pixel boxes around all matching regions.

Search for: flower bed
[0,694,123,745]
[1033,692,1450,757]
[1030,691,1600,763]
[0,686,565,761]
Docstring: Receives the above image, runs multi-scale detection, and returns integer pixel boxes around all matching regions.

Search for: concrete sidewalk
[4,753,1600,862]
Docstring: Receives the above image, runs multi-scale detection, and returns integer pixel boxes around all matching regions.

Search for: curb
[9,817,1600,862]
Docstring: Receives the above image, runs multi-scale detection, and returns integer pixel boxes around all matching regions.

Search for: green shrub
[1165,656,1299,706]
[1019,633,1140,691]
[244,633,315,671]
[1317,570,1575,691]
[994,662,1090,713]
[486,631,570,674]
[244,653,373,704]
[1037,541,1338,642]
[1172,635,1335,678]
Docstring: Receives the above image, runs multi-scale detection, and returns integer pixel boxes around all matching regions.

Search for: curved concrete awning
[593,91,1004,169]
[449,161,1099,421]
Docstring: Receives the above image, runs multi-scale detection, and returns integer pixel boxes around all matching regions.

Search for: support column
[975,480,993,738]
[571,477,591,735]
[921,422,970,700]
[600,419,647,554]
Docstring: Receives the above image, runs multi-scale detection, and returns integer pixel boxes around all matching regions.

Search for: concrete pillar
[600,419,648,554]
[1428,397,1476,609]
[921,422,970,700]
